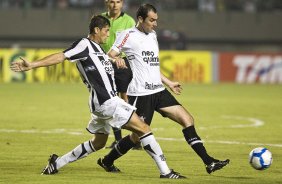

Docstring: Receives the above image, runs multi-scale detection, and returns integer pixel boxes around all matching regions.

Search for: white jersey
[111,27,165,96]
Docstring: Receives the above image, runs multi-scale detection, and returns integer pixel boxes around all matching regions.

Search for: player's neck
[88,34,100,45]
[136,24,149,35]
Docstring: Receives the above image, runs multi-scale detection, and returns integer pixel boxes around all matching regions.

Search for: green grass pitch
[0,83,282,184]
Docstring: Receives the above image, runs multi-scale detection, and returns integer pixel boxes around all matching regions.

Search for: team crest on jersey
[127,55,135,60]
[85,66,96,72]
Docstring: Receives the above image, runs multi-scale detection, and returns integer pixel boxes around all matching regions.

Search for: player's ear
[138,16,143,23]
[94,27,100,34]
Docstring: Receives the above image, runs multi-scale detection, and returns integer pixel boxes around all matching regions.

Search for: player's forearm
[30,52,65,69]
[161,73,173,86]
[107,49,120,63]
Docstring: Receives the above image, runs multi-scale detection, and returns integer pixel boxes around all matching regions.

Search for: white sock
[140,132,170,175]
[56,140,95,169]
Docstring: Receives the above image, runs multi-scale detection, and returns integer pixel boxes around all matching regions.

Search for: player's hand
[169,82,182,95]
[10,57,31,72]
[115,58,128,69]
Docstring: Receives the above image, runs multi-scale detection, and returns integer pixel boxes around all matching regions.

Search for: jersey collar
[135,26,149,35]
[106,12,125,19]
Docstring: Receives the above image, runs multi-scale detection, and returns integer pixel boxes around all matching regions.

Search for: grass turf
[0,83,282,184]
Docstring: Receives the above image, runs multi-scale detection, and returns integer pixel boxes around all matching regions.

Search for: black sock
[182,126,213,165]
[103,135,136,166]
[113,127,122,141]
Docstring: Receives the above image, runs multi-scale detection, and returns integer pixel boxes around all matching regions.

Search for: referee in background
[101,0,141,150]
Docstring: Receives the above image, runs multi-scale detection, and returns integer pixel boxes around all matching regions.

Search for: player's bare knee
[134,123,151,137]
[92,141,106,150]
[180,113,194,128]
[90,136,107,150]
[187,114,194,125]
[140,122,151,133]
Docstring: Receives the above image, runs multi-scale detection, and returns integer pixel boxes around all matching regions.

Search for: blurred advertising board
[218,53,282,84]
[160,51,213,83]
[0,48,81,83]
[1,49,214,83]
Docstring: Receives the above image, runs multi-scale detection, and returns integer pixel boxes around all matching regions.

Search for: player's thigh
[128,95,155,125]
[160,105,194,128]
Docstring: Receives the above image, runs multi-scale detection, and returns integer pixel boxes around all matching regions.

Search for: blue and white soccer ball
[249,147,273,170]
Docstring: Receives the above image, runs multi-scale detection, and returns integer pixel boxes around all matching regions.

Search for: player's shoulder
[73,38,90,43]
[149,30,157,38]
[80,38,94,46]
[69,38,86,47]
[151,30,157,35]
[118,27,136,35]
[64,38,89,53]
[72,38,100,48]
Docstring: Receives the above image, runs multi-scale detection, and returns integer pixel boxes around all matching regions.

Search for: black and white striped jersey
[63,38,117,112]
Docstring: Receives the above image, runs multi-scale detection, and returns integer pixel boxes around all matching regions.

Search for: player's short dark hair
[89,15,110,34]
[136,4,157,21]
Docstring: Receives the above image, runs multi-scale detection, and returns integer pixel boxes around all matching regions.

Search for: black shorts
[128,89,181,125]
[113,57,132,93]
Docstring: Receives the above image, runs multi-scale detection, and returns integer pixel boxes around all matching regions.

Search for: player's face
[107,0,123,15]
[142,11,158,33]
[98,25,110,44]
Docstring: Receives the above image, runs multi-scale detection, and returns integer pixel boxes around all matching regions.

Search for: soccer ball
[249,147,273,170]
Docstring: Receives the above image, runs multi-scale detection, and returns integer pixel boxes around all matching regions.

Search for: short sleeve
[111,30,130,54]
[63,39,89,62]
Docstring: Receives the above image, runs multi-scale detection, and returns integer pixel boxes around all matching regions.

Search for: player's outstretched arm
[161,73,182,95]
[10,52,66,72]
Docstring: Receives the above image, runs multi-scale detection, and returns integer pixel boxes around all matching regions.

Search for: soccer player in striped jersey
[99,4,230,174]
[100,0,141,149]
[10,15,185,179]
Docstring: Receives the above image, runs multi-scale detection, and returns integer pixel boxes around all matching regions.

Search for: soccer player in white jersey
[101,0,142,150]
[99,4,230,174]
[10,15,185,179]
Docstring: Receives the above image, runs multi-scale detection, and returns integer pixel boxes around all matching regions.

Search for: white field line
[154,137,282,148]
[1,128,281,148]
[199,115,264,130]
[1,116,278,147]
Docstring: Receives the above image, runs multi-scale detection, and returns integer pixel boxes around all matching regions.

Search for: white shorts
[86,96,136,134]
